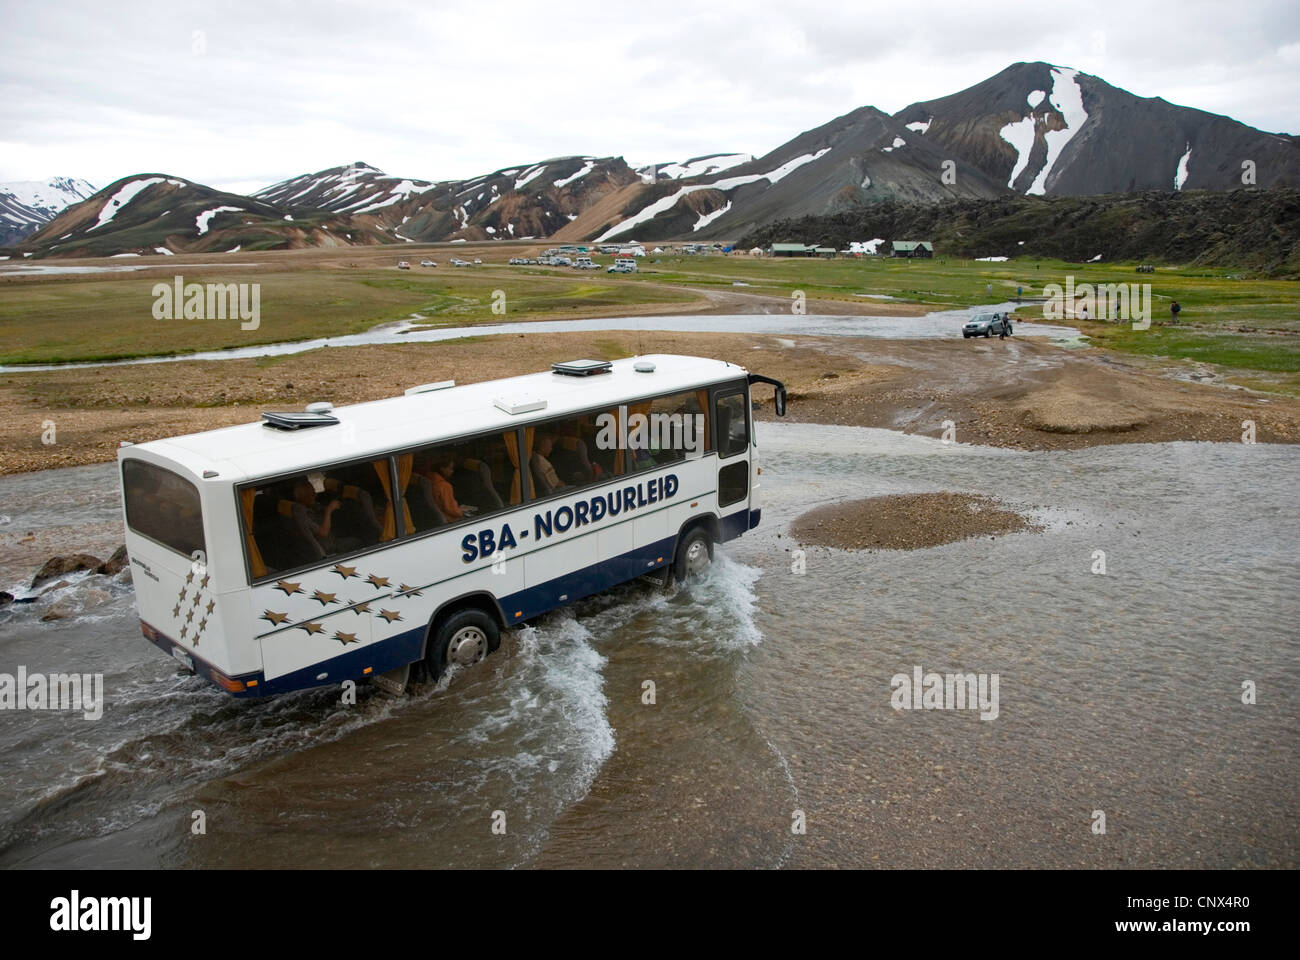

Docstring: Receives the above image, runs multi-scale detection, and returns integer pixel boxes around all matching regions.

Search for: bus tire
[673,527,713,582]
[426,608,498,681]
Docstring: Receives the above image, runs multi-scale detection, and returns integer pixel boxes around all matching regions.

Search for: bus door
[713,384,752,540]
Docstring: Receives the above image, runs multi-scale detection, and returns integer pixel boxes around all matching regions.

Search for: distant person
[999,313,1008,340]
[1077,300,1088,321]
[1170,301,1181,323]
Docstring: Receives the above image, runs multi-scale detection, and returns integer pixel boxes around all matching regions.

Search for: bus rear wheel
[673,528,714,582]
[426,608,499,681]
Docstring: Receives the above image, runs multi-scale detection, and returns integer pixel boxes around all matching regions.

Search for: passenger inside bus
[294,478,363,556]
[530,433,570,496]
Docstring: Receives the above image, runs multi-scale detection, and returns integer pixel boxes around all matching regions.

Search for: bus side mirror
[775,386,786,417]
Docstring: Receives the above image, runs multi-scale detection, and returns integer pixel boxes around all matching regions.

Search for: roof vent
[405,380,456,396]
[493,395,547,416]
[552,359,612,377]
[262,411,340,430]
[305,401,334,414]
[633,360,656,373]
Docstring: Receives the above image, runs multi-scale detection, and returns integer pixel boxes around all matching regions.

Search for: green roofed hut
[770,243,816,257]
[891,240,933,258]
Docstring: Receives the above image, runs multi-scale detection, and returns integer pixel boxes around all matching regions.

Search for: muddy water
[0,427,1295,868]
[0,307,1079,372]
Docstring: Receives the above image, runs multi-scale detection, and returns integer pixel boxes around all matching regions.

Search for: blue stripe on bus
[222,512,760,698]
[246,532,680,696]
[720,508,749,542]
[496,533,677,623]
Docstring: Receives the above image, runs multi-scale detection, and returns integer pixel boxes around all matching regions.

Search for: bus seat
[405,475,447,531]
[275,499,326,568]
[454,459,504,511]
[551,436,594,485]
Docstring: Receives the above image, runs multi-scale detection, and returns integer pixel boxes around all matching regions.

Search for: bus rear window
[122,460,206,560]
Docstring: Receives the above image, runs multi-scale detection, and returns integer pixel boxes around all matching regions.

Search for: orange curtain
[373,459,413,540]
[241,488,267,578]
[695,389,711,455]
[395,454,415,535]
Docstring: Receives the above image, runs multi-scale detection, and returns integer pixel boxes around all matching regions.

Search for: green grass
[1,255,1296,374]
[0,270,695,364]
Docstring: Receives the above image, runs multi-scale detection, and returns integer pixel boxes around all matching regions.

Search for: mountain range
[4,62,1297,259]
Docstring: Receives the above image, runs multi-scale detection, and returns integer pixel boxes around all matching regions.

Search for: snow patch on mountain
[1174,143,1192,191]
[514,165,546,190]
[905,119,932,134]
[597,149,830,241]
[655,154,753,180]
[693,202,732,232]
[195,206,243,235]
[1027,89,1046,108]
[553,160,595,188]
[881,137,906,153]
[88,177,182,231]
[999,116,1037,188]
[1027,67,1088,195]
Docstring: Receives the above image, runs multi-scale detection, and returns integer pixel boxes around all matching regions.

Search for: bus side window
[715,392,748,458]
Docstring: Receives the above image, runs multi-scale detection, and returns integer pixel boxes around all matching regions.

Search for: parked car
[420,260,436,267]
[963,312,1012,338]
[473,258,482,264]
[449,257,470,266]
[608,259,637,274]
[573,257,598,269]
[397,261,410,270]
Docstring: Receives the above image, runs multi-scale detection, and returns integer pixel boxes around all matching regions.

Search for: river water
[0,307,1079,373]
[0,425,1295,868]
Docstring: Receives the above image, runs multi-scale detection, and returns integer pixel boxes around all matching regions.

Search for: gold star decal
[172,604,181,618]
[298,621,325,636]
[206,599,215,615]
[311,590,338,606]
[331,564,358,579]
[192,594,202,607]
[399,584,423,597]
[186,609,194,623]
[185,570,194,584]
[334,631,360,645]
[377,609,403,624]
[179,625,188,639]
[352,601,371,615]
[365,574,390,589]
[261,610,289,626]
[178,588,187,602]
[199,616,208,630]
[274,580,303,597]
[200,574,210,589]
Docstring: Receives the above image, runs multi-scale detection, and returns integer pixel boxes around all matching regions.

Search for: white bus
[118,355,786,698]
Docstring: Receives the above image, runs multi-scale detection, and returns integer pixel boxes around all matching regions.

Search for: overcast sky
[2,0,1297,195]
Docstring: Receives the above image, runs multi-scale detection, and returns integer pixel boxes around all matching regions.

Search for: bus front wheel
[673,528,714,582]
[426,608,499,681]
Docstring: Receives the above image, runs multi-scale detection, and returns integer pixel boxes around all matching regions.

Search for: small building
[770,243,816,257]
[815,246,836,258]
[891,240,933,258]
